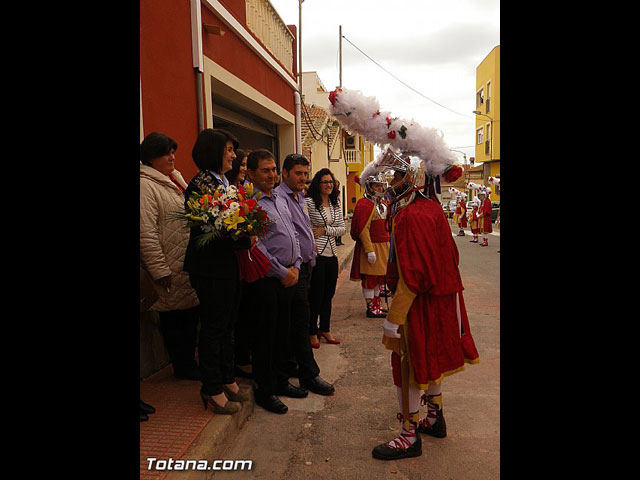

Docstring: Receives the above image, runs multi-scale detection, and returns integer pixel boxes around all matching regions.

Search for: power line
[341,35,475,121]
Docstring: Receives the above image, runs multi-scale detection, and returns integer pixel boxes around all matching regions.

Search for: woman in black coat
[183,128,251,414]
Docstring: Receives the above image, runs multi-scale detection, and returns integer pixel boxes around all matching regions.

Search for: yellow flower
[244,182,254,197]
[224,211,246,231]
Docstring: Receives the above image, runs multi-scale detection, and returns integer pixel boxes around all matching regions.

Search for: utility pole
[339,25,342,88]
[298,0,304,97]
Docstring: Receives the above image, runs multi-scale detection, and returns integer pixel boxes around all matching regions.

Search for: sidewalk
[140,221,355,480]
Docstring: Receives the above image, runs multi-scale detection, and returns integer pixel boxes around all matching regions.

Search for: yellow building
[474,45,500,201]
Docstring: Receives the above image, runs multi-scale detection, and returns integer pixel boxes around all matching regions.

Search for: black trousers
[158,306,200,375]
[189,274,241,396]
[285,262,321,381]
[243,276,295,396]
[309,255,339,334]
[233,284,252,367]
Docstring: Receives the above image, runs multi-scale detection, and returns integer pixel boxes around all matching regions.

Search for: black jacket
[182,171,250,279]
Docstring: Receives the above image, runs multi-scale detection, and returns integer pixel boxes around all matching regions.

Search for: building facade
[301,71,375,216]
[140,0,300,183]
[474,45,500,201]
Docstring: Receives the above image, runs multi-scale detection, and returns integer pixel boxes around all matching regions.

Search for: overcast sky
[268,0,500,164]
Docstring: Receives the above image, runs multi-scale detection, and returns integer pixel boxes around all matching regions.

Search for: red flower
[329,89,341,106]
[385,117,392,127]
[244,198,257,212]
[373,110,380,117]
[443,166,463,183]
[387,131,397,140]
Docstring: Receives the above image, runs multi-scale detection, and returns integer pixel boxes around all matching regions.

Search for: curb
[163,383,255,480]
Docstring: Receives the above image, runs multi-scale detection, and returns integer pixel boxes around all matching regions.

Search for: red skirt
[391,290,479,387]
[482,214,493,233]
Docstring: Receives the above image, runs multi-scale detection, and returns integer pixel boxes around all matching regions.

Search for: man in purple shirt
[275,154,335,397]
[243,149,307,414]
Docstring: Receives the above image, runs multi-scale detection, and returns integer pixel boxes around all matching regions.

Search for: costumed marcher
[456,193,467,236]
[374,151,480,460]
[477,188,492,247]
[327,87,480,461]
[468,197,480,243]
[349,172,390,319]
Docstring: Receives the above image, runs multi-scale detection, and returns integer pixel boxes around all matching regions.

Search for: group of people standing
[453,189,496,247]
[140,129,347,420]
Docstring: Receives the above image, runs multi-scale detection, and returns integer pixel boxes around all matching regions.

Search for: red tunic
[479,198,492,233]
[458,201,468,228]
[349,197,389,281]
[384,196,479,388]
[470,207,480,234]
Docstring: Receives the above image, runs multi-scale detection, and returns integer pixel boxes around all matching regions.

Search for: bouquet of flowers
[175,182,273,282]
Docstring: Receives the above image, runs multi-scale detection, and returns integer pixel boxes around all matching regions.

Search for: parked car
[491,201,500,223]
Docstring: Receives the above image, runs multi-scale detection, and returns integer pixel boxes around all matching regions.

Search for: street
[208,227,500,480]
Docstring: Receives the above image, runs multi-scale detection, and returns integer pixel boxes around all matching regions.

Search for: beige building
[302,71,376,215]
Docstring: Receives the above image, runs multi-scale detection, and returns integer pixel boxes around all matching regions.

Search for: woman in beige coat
[140,132,200,380]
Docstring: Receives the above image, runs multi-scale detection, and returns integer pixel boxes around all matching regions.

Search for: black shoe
[254,391,288,414]
[276,382,309,398]
[416,410,447,438]
[174,366,202,381]
[366,308,386,319]
[140,399,156,415]
[140,410,149,422]
[372,434,422,460]
[299,376,335,396]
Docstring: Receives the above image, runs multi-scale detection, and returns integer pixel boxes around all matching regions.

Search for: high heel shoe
[310,335,320,349]
[318,331,341,345]
[200,392,240,415]
[222,384,250,402]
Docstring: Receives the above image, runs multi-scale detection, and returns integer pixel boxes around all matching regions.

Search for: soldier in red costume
[349,173,390,319]
[468,197,480,243]
[477,188,492,247]
[456,193,467,236]
[370,151,480,461]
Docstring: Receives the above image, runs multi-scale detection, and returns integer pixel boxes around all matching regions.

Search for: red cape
[388,196,479,386]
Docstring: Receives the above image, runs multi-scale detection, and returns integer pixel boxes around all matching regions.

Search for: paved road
[210,227,500,480]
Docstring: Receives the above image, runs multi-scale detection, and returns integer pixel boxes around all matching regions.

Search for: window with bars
[476,88,484,108]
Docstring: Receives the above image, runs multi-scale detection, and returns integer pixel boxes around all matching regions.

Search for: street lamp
[450,149,469,201]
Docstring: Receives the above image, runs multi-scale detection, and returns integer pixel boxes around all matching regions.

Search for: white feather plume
[329,88,457,176]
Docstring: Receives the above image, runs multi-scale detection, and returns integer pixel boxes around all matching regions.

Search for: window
[476,88,484,108]
[477,127,484,145]
[486,82,491,113]
[345,134,355,149]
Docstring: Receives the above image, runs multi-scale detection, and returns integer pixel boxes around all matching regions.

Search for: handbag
[140,266,159,312]
[235,245,271,283]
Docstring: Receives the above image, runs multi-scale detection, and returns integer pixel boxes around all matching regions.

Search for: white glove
[382,319,401,339]
[367,251,377,264]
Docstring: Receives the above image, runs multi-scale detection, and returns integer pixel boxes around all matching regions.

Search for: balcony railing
[245,0,294,75]
[344,149,360,164]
